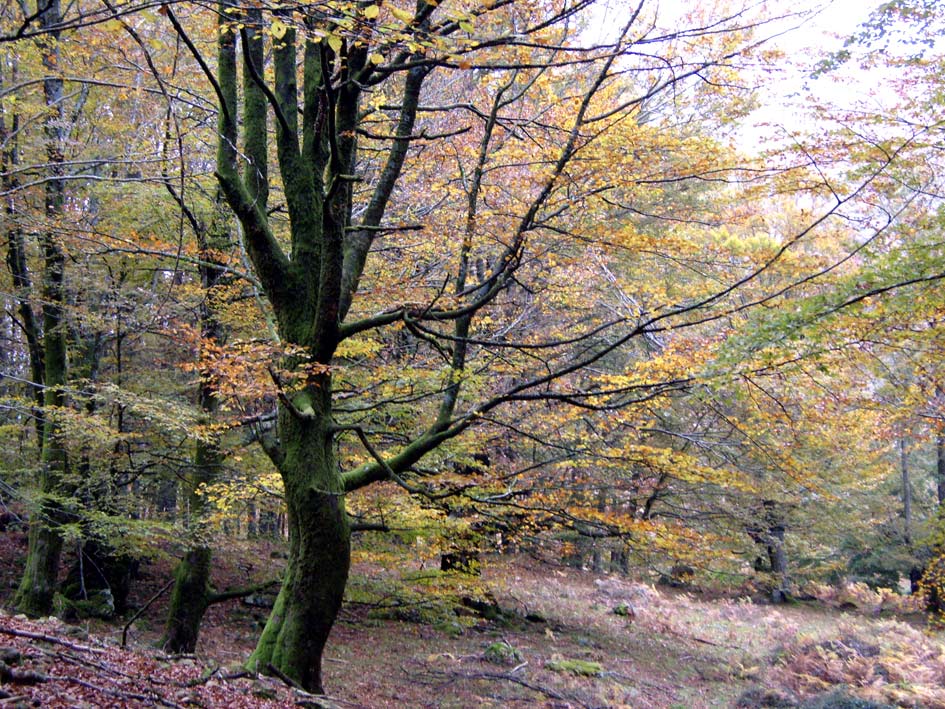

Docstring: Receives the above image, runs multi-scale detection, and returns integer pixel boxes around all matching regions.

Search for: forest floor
[0,526,943,708]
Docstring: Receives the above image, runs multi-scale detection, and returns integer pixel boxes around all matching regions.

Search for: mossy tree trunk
[13,0,69,618]
[245,388,350,692]
[162,547,212,653]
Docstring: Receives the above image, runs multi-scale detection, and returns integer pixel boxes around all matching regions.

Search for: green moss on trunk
[247,384,349,694]
[161,547,212,653]
[13,522,62,617]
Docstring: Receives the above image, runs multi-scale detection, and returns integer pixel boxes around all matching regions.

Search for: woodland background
[2,0,945,705]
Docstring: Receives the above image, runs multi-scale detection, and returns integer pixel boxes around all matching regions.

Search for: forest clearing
[0,529,942,708]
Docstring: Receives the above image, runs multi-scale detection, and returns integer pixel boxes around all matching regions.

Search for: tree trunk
[763,501,789,603]
[162,201,230,653]
[767,525,788,598]
[900,437,913,546]
[13,0,68,617]
[246,390,350,694]
[162,547,212,653]
[14,524,63,616]
[937,433,945,508]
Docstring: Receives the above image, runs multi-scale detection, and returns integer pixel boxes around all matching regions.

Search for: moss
[545,658,604,676]
[54,589,115,620]
[483,641,522,665]
[434,620,465,637]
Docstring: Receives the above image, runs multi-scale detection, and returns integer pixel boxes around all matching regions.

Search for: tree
[11,0,71,616]
[155,0,813,691]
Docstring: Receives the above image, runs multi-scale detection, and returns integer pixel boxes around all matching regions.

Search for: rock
[440,551,481,575]
[483,641,522,665]
[613,602,635,620]
[55,589,115,621]
[242,593,277,609]
[433,620,464,637]
[658,564,695,588]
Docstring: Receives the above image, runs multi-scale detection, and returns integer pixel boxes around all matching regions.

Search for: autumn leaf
[271,19,288,40]
[390,6,413,23]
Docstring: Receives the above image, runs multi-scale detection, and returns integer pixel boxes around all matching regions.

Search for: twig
[0,659,45,685]
[266,662,304,691]
[50,674,186,709]
[0,625,106,655]
[122,578,174,648]
[208,578,280,605]
[663,625,740,650]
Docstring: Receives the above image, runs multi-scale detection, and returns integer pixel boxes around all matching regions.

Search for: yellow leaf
[271,19,288,39]
[328,33,343,53]
[369,52,385,65]
[362,4,380,19]
[391,6,413,23]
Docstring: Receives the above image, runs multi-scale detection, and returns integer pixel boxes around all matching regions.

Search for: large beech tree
[157,0,797,691]
[11,0,70,617]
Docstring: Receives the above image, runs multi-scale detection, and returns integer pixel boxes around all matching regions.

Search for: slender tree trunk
[160,432,220,652]
[162,197,230,652]
[763,501,789,603]
[0,49,45,443]
[900,437,913,547]
[937,433,945,508]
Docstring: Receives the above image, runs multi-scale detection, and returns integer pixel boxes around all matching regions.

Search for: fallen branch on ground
[0,625,105,655]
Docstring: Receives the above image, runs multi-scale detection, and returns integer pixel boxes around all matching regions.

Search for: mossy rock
[368,601,453,626]
[483,641,522,665]
[434,620,465,637]
[54,589,115,620]
[545,658,603,676]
